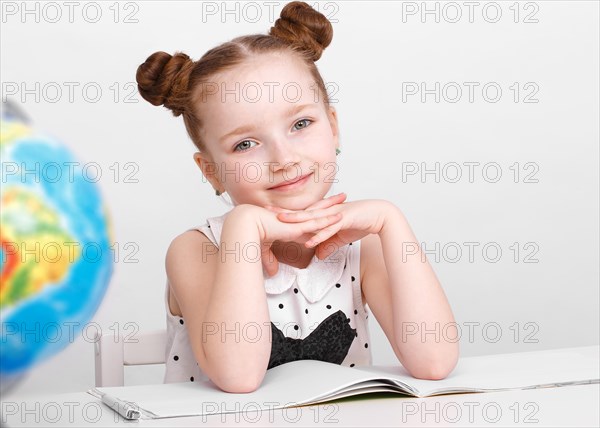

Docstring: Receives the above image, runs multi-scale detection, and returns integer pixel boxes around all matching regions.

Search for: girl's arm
[166,202,344,392]
[166,205,272,393]
[361,202,459,379]
[264,197,458,378]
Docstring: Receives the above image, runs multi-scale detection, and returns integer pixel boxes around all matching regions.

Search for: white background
[1,0,598,396]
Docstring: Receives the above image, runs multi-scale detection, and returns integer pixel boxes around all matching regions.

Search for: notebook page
[91,360,404,419]
[357,345,600,397]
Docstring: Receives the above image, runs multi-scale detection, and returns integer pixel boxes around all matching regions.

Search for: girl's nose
[268,138,301,171]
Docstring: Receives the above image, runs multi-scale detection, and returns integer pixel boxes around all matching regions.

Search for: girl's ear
[327,106,340,148]
[193,151,223,194]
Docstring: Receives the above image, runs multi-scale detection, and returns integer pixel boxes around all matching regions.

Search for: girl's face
[194,52,340,211]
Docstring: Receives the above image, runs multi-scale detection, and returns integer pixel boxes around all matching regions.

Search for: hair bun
[269,1,333,62]
[136,51,194,116]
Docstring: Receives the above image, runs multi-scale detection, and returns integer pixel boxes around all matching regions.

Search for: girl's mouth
[268,172,313,191]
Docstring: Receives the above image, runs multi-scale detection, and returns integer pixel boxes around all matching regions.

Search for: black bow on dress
[268,310,356,369]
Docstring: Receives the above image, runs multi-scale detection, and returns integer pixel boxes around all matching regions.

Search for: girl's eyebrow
[219,103,315,144]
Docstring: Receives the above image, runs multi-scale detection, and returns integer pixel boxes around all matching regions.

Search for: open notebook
[88,346,599,420]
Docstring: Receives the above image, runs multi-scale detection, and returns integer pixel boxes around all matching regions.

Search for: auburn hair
[135,1,334,153]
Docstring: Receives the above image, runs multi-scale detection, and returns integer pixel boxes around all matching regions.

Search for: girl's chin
[269,198,320,211]
[235,190,329,210]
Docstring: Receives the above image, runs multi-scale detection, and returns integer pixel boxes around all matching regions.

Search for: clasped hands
[261,193,390,277]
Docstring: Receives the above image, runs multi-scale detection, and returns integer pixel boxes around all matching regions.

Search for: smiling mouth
[268,173,313,190]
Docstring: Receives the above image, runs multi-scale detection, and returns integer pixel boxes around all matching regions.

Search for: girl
[136,1,458,393]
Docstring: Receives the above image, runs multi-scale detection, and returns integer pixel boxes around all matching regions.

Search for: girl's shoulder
[165,227,219,318]
[164,212,231,302]
[166,213,232,296]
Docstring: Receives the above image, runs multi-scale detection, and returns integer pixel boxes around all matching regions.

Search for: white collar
[205,212,349,303]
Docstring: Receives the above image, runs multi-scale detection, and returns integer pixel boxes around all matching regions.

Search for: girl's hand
[267,199,392,260]
[248,193,348,277]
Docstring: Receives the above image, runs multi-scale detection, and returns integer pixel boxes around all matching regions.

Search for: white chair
[94,329,167,387]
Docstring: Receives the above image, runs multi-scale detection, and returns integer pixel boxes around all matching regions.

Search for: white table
[2,382,598,427]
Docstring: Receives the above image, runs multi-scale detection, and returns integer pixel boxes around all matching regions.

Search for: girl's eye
[233,140,257,152]
[294,118,312,130]
[233,119,312,152]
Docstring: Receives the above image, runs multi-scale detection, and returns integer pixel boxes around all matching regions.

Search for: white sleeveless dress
[164,210,373,383]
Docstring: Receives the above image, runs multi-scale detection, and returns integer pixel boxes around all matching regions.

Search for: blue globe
[0,103,114,392]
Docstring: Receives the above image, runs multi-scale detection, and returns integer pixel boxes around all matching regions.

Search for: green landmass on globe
[1,187,80,310]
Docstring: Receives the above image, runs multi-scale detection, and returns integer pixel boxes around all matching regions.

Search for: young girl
[136,1,458,393]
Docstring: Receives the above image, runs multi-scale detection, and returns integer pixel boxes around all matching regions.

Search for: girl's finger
[305,220,343,249]
[261,245,279,277]
[305,192,346,211]
[315,234,347,260]
[278,206,340,223]
[267,193,346,219]
[298,212,342,236]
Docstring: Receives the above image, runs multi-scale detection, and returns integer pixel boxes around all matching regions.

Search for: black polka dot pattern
[335,283,341,288]
[179,319,184,325]
[190,376,194,382]
[174,355,179,361]
[294,288,298,294]
[326,305,331,309]
[279,303,284,309]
